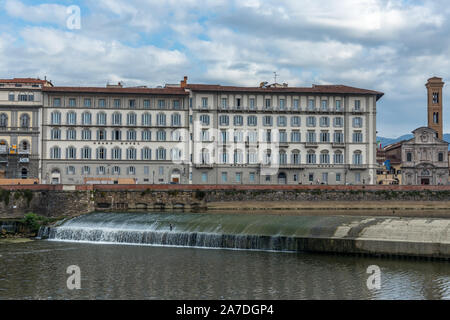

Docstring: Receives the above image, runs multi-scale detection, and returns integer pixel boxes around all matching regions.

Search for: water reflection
[0,241,448,300]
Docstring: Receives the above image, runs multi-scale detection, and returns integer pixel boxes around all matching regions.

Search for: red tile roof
[0,78,53,86]
[186,84,384,100]
[43,86,189,95]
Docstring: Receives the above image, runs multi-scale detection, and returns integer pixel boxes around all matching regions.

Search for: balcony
[195,163,214,169]
[332,142,345,148]
[349,164,367,170]
[305,142,319,148]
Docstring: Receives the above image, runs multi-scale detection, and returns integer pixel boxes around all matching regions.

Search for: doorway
[421,178,430,185]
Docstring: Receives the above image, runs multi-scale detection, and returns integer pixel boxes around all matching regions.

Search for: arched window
[291,150,301,165]
[157,130,166,141]
[334,151,344,164]
[66,146,77,159]
[320,150,330,164]
[200,114,210,126]
[112,147,122,160]
[171,113,181,126]
[171,148,182,161]
[307,150,316,164]
[247,149,258,164]
[50,146,61,159]
[127,147,137,160]
[171,130,182,142]
[81,146,92,159]
[156,147,166,160]
[234,149,244,164]
[67,112,77,125]
[157,113,166,126]
[142,130,151,141]
[96,147,107,160]
[97,112,107,125]
[51,111,61,125]
[112,112,122,125]
[219,149,229,164]
[353,151,363,165]
[82,112,92,125]
[142,147,152,160]
[0,113,8,127]
[20,113,30,128]
[142,113,151,126]
[19,140,29,152]
[263,149,272,165]
[127,112,137,125]
[201,148,210,164]
[127,129,137,141]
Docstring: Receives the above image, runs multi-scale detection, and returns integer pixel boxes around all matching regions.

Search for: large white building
[39,77,383,185]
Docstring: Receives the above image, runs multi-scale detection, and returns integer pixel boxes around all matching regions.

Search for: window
[219,115,229,126]
[221,172,228,182]
[334,132,344,144]
[322,173,328,184]
[220,130,228,143]
[200,114,210,126]
[291,116,300,127]
[82,112,92,125]
[8,93,14,101]
[309,173,314,182]
[127,129,137,141]
[97,112,107,125]
[307,131,316,143]
[234,115,243,126]
[81,129,91,140]
[234,149,244,164]
[67,129,76,140]
[53,98,61,107]
[353,151,363,165]
[51,128,61,140]
[307,151,316,164]
[248,131,258,143]
[353,132,363,143]
[308,99,315,111]
[127,112,137,125]
[438,152,444,162]
[354,100,361,111]
[433,92,439,104]
[142,130,151,141]
[67,112,77,125]
[219,150,228,164]
[143,100,150,109]
[306,116,316,127]
[66,146,77,159]
[20,114,30,128]
[128,166,136,175]
[321,100,328,111]
[112,129,122,141]
[279,151,287,165]
[97,147,107,160]
[84,99,92,108]
[291,131,301,142]
[320,151,330,164]
[277,116,287,127]
[249,98,255,110]
[320,131,330,143]
[235,172,242,183]
[407,152,412,162]
[158,100,166,109]
[127,147,137,160]
[263,116,273,126]
[320,117,329,127]
[112,147,122,160]
[129,99,136,109]
[247,115,257,126]
[334,117,343,127]
[142,147,152,160]
[114,99,121,108]
[265,130,272,143]
[279,131,287,143]
[201,172,208,183]
[81,147,92,159]
[82,166,91,175]
[279,99,286,110]
[201,98,208,109]
[142,113,151,126]
[113,166,121,175]
[157,148,166,160]
[112,112,122,125]
[221,98,228,109]
[335,100,342,111]
[265,99,271,109]
[291,150,300,164]
[98,166,106,175]
[157,130,166,141]
[336,173,341,182]
[51,111,61,125]
[293,99,299,111]
[334,151,344,164]
[353,117,363,128]
[67,166,76,175]
[433,112,439,124]
[0,113,8,127]
[248,150,257,164]
[201,129,210,142]
[97,129,107,141]
[157,113,166,126]
[265,175,271,182]
[98,99,106,108]
[236,98,242,109]
[171,113,181,126]
[355,173,361,183]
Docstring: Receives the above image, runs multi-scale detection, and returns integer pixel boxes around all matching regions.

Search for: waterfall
[42,212,349,252]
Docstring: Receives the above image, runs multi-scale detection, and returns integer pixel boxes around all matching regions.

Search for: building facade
[186,82,383,185]
[41,85,190,184]
[401,127,449,185]
[0,78,52,180]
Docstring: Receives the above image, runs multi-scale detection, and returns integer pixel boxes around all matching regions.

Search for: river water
[0,212,449,300]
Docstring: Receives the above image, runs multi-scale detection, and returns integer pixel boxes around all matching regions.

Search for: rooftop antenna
[273,72,278,84]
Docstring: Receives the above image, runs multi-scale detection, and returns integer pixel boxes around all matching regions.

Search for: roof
[43,86,189,95]
[186,84,384,100]
[383,140,408,151]
[0,78,53,86]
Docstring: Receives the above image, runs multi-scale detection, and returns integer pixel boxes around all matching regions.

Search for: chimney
[181,76,188,88]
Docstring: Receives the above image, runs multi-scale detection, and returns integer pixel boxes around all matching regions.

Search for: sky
[0,0,449,138]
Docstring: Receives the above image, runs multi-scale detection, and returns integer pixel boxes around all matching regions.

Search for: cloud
[4,0,68,26]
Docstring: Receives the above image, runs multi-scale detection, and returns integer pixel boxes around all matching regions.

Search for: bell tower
[426,77,445,139]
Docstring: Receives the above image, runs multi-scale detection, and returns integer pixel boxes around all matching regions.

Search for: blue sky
[1,0,449,137]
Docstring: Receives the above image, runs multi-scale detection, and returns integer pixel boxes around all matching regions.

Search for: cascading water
[40,212,358,252]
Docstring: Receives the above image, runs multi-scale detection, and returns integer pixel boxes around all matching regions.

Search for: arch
[0,113,8,127]
[278,172,287,184]
[50,168,61,184]
[291,149,300,165]
[20,114,30,128]
[19,140,30,153]
[170,169,181,184]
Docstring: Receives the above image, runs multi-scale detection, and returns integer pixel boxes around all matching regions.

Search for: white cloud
[4,0,68,26]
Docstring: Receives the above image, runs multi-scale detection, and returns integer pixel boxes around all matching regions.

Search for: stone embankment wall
[2,184,450,218]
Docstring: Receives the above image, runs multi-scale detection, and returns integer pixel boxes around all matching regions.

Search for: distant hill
[377,134,450,149]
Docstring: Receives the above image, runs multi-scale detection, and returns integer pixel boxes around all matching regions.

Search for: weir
[39,212,450,259]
